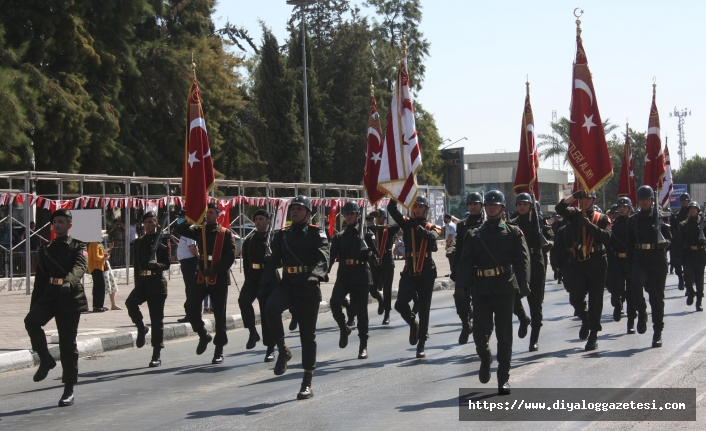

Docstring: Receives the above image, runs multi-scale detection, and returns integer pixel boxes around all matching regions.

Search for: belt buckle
[375,258,382,265]
[483,269,495,277]
[50,278,64,285]
[286,267,297,274]
[207,255,213,261]
[345,259,355,265]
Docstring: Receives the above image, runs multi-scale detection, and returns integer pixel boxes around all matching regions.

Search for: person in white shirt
[444,214,457,271]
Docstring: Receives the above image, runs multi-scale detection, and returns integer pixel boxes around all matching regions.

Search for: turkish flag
[617,125,637,204]
[364,93,386,205]
[643,85,666,190]
[181,79,215,225]
[328,199,339,237]
[567,24,613,192]
[513,83,540,200]
[658,142,673,208]
[217,200,230,229]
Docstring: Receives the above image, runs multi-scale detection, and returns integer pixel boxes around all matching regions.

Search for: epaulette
[308,224,321,229]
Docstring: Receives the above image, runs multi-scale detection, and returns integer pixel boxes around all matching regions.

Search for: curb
[0,278,453,374]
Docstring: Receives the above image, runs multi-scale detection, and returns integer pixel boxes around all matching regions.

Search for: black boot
[196,332,212,355]
[58,384,74,407]
[409,320,419,345]
[382,311,390,325]
[613,301,623,322]
[377,295,385,315]
[578,320,590,340]
[289,314,298,331]
[678,277,684,290]
[274,339,292,376]
[358,340,368,360]
[529,327,540,352]
[458,321,472,345]
[264,345,276,363]
[246,327,260,350]
[339,324,352,349]
[652,331,662,348]
[212,345,224,364]
[149,347,162,367]
[136,325,149,348]
[416,341,426,358]
[637,313,648,334]
[687,291,695,306]
[498,381,511,396]
[479,351,493,384]
[585,330,598,351]
[518,315,530,339]
[297,371,314,400]
[343,298,355,327]
[627,317,636,334]
[697,297,703,312]
[33,351,56,382]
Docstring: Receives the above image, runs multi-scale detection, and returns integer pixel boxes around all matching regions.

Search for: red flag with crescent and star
[364,88,386,205]
[643,84,666,190]
[513,82,540,200]
[182,79,215,225]
[617,124,637,204]
[567,18,613,192]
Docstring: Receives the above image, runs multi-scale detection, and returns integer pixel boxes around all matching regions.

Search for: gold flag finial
[401,32,407,58]
[370,78,375,97]
[526,76,530,96]
[574,8,583,39]
[191,53,197,79]
[652,76,657,97]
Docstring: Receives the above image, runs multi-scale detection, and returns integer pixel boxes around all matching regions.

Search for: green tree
[674,155,706,186]
[414,102,442,185]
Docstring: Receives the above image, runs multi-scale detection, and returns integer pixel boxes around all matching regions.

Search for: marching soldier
[450,192,484,344]
[510,193,553,352]
[125,212,171,368]
[387,196,441,359]
[261,195,329,400]
[329,201,374,359]
[608,204,619,222]
[239,209,279,362]
[670,193,691,291]
[607,198,636,333]
[675,201,706,311]
[549,214,567,285]
[456,191,530,395]
[555,190,612,351]
[368,207,400,325]
[24,209,88,407]
[176,202,236,365]
[628,185,672,348]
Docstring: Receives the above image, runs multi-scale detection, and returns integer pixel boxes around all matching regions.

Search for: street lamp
[287,0,317,190]
[439,137,468,151]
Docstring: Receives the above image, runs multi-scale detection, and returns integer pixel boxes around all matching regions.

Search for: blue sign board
[671,184,687,208]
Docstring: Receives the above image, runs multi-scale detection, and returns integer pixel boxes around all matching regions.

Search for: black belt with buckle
[251,263,264,269]
[687,245,706,251]
[613,252,627,258]
[635,244,657,250]
[405,252,431,258]
[284,266,313,274]
[49,277,64,285]
[476,264,513,277]
[138,270,159,276]
[343,259,366,265]
[374,258,383,266]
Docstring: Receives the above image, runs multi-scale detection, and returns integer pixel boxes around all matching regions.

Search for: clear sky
[214,0,705,171]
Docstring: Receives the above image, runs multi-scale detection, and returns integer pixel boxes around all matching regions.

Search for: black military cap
[609,204,618,214]
[50,209,72,222]
[178,209,186,217]
[253,209,270,219]
[617,197,632,207]
[142,211,158,221]
[687,201,701,211]
[207,202,218,210]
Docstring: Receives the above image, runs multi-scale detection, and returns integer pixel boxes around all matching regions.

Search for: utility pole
[670,107,691,167]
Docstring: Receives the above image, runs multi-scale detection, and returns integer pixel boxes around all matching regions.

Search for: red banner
[328,199,339,237]
[644,84,666,190]
[617,124,637,204]
[364,91,386,205]
[567,20,613,192]
[181,79,215,225]
[513,82,540,200]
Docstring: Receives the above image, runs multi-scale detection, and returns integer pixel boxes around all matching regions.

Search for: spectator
[443,214,457,273]
[129,220,139,244]
[88,242,109,312]
[109,220,126,267]
[175,211,199,323]
[104,257,121,310]
[393,235,405,260]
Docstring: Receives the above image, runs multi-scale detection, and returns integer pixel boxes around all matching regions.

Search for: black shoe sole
[58,395,74,407]
[149,360,161,367]
[297,391,314,400]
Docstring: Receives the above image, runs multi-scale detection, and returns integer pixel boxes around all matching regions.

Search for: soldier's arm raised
[174,222,199,240]
[387,200,409,228]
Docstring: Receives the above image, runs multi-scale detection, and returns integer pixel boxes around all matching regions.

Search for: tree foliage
[674,155,706,186]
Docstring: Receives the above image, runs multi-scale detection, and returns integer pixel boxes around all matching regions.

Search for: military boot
[652,331,662,348]
[136,325,149,348]
[382,311,390,325]
[377,295,385,315]
[479,351,493,384]
[578,320,590,340]
[58,384,74,407]
[33,351,56,382]
[498,381,511,396]
[339,323,352,349]
[212,345,224,365]
[409,320,419,345]
[297,371,314,400]
[289,314,298,331]
[585,330,598,351]
[678,276,684,290]
[637,313,648,334]
[416,341,426,358]
[274,339,292,376]
[696,297,703,312]
[518,315,530,339]
[627,316,636,334]
[196,332,212,355]
[687,290,695,306]
[612,298,623,322]
[458,320,472,345]
[529,327,540,352]
[246,327,260,350]
[264,345,276,363]
[149,347,162,368]
[358,339,368,360]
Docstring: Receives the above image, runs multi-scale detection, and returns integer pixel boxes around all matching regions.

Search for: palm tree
[538,117,618,166]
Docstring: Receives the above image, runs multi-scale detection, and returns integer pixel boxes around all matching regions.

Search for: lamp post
[287,0,317,190]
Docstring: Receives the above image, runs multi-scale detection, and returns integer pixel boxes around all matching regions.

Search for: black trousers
[683,253,706,298]
[180,257,198,292]
[91,269,106,309]
[330,281,369,341]
[631,252,667,332]
[567,256,607,332]
[670,253,684,284]
[453,284,473,324]
[125,285,167,348]
[185,282,229,346]
[238,280,274,347]
[473,293,515,383]
[514,258,546,329]
[266,281,320,370]
[371,260,395,313]
[395,268,436,341]
[607,257,636,319]
[24,303,81,384]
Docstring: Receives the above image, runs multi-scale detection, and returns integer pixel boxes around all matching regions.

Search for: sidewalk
[0,248,452,373]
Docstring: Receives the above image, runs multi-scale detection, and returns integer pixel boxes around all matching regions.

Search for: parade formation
[19,10,706,412]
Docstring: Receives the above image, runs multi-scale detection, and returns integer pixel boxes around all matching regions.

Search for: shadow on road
[185,399,292,419]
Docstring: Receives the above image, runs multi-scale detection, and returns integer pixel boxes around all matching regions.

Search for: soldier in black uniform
[510,193,553,352]
[549,214,567,285]
[628,185,672,348]
[675,201,706,311]
[368,207,400,325]
[555,190,612,351]
[24,209,88,407]
[456,191,530,395]
[450,192,484,344]
[607,204,619,222]
[261,195,329,400]
[239,209,280,362]
[670,193,691,291]
[125,212,171,368]
[329,201,375,359]
[607,197,636,333]
[176,202,236,365]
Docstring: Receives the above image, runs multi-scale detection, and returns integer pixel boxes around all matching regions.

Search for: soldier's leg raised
[238,282,261,349]
[473,294,494,384]
[494,293,515,394]
[630,262,650,335]
[125,286,149,348]
[513,295,530,339]
[24,302,56,382]
[453,284,472,344]
[646,258,667,347]
[683,258,696,306]
[381,263,395,323]
[395,275,419,346]
[266,283,294,375]
[329,281,352,348]
[184,284,211,355]
[585,259,607,345]
[673,256,684,291]
[527,268,546,351]
[607,262,624,322]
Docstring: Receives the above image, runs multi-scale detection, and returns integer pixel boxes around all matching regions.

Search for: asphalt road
[1,273,705,430]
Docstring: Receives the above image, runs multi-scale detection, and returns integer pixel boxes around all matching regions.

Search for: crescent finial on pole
[370,77,375,97]
[191,52,197,79]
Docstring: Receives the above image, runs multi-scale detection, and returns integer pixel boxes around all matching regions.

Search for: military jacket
[132,232,171,295]
[555,201,612,263]
[608,215,630,255]
[329,225,373,286]
[451,213,484,279]
[387,200,441,275]
[456,219,530,295]
[261,222,329,297]
[367,224,401,265]
[176,222,236,285]
[675,216,706,260]
[243,231,280,288]
[508,212,554,265]
[627,208,672,263]
[671,207,689,236]
[32,235,88,313]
